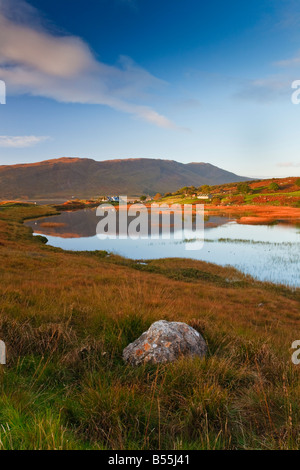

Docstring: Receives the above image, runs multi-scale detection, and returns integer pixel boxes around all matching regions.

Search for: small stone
[123,320,207,366]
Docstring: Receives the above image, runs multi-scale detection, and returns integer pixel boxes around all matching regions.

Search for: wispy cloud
[273,0,300,31]
[274,52,300,68]
[277,161,300,168]
[0,0,177,129]
[233,77,291,103]
[0,135,49,148]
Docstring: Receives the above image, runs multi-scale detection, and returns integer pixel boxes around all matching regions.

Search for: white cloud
[0,0,177,129]
[0,135,49,148]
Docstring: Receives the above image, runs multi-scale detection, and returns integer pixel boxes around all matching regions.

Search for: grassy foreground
[0,203,299,450]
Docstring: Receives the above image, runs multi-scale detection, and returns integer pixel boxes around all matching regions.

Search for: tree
[237,183,251,194]
[200,185,211,193]
[153,193,162,200]
[180,186,195,195]
[140,195,147,201]
[269,182,279,191]
[296,178,300,187]
[189,186,197,193]
[179,187,188,194]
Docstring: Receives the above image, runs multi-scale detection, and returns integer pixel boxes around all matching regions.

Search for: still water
[26,208,300,287]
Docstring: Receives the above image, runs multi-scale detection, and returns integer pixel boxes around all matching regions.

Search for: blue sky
[0,0,300,177]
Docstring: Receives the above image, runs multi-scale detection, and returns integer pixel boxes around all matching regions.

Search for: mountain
[0,157,250,200]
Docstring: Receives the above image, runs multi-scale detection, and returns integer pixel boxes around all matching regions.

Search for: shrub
[237,183,251,194]
[269,182,279,191]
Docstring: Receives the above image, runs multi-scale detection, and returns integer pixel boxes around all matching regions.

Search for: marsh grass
[0,203,299,449]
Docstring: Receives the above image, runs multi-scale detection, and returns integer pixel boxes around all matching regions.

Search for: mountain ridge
[0,157,250,199]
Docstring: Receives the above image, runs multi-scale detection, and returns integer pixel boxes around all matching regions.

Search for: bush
[269,182,279,191]
[237,183,251,194]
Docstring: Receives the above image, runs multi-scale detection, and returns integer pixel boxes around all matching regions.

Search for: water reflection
[25,208,300,287]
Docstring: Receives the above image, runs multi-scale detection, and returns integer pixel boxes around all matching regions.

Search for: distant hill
[0,157,250,200]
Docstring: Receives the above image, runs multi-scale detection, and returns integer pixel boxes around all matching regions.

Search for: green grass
[243,191,300,203]
[157,186,300,207]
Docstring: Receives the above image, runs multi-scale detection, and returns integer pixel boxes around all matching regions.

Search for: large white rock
[123,320,207,366]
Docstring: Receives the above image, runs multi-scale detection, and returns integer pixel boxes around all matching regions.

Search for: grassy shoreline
[0,203,299,450]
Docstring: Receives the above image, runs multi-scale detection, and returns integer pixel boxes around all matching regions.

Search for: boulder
[123,320,207,366]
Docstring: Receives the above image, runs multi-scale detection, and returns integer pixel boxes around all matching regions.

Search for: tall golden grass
[0,203,299,449]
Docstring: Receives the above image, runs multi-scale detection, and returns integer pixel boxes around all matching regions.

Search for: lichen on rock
[123,320,207,366]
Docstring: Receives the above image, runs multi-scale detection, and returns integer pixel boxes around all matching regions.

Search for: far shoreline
[2,199,300,226]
